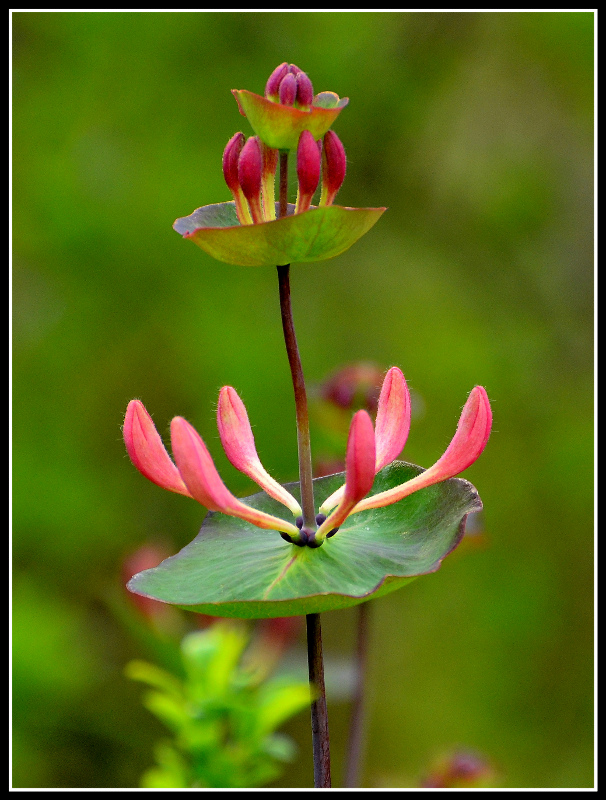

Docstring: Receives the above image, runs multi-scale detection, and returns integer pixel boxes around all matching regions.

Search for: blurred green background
[12,11,594,789]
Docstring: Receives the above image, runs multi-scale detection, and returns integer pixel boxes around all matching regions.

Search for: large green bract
[173,202,386,267]
[127,462,482,619]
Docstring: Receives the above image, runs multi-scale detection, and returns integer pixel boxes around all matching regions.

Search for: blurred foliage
[125,624,310,788]
[12,11,593,788]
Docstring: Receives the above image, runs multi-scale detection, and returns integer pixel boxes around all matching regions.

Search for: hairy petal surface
[170,417,299,536]
[217,387,302,515]
[352,387,492,513]
[123,400,191,496]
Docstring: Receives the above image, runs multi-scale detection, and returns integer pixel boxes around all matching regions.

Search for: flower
[174,127,385,266]
[123,370,491,549]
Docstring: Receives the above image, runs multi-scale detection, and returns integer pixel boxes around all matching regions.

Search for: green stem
[344,601,370,787]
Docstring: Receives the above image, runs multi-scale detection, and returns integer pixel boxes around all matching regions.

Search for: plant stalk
[344,601,370,787]
[276,153,315,530]
[276,151,330,789]
[306,612,331,788]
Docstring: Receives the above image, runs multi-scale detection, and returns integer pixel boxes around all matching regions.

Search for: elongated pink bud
[295,71,314,110]
[295,130,321,214]
[316,410,375,541]
[375,367,411,471]
[222,132,252,225]
[353,387,492,514]
[238,137,264,224]
[123,400,191,497]
[320,130,346,206]
[170,417,300,535]
[222,132,245,194]
[429,386,492,477]
[279,72,297,106]
[344,410,377,502]
[217,387,302,515]
[265,62,289,101]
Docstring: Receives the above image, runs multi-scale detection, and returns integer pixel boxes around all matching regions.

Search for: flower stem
[276,153,315,531]
[277,152,330,789]
[306,612,331,787]
[344,601,370,787]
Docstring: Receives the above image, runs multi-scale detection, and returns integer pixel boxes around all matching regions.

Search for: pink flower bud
[279,72,297,106]
[295,71,314,110]
[217,386,301,515]
[316,410,375,541]
[123,400,191,497]
[238,136,264,224]
[429,386,492,478]
[265,62,289,101]
[320,130,347,206]
[343,410,377,505]
[222,132,245,194]
[170,416,299,535]
[374,367,411,471]
[295,130,321,214]
[222,132,252,225]
[353,387,492,514]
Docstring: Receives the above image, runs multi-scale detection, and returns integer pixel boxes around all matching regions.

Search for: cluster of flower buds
[222,132,278,225]
[265,62,314,110]
[223,127,347,225]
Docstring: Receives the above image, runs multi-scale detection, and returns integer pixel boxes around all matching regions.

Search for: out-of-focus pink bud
[170,416,300,535]
[320,362,385,414]
[295,130,321,214]
[222,132,253,225]
[279,72,297,106]
[374,367,411,471]
[123,400,191,497]
[421,749,496,789]
[295,71,314,110]
[320,130,347,206]
[217,386,302,515]
[316,410,376,541]
[238,136,264,224]
[353,387,492,514]
[265,62,290,101]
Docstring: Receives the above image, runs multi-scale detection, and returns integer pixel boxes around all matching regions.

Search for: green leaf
[125,659,184,699]
[173,202,386,267]
[254,680,311,737]
[127,463,482,619]
[232,89,348,150]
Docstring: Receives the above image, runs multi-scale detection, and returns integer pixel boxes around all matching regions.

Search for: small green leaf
[127,463,482,619]
[232,89,348,150]
[173,202,386,267]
